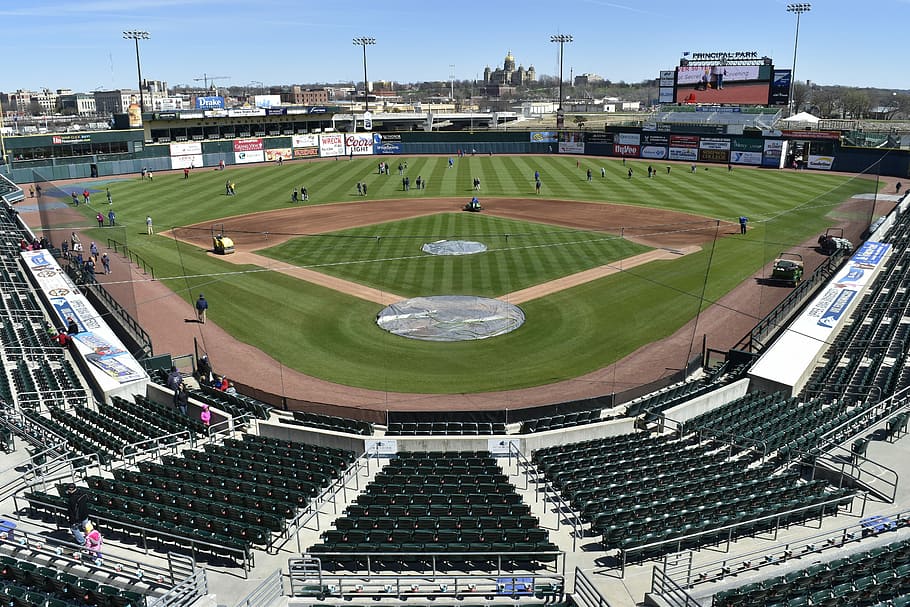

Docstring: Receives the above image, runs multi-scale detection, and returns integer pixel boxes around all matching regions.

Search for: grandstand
[0,164,908,607]
[648,106,783,130]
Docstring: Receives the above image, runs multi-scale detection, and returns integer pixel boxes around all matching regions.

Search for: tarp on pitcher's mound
[421,240,487,256]
[376,295,525,342]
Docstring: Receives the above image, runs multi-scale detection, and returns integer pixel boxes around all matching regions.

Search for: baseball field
[55,155,878,394]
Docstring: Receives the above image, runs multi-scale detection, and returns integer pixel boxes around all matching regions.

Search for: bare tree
[841,89,872,119]
[791,81,810,113]
[810,88,841,118]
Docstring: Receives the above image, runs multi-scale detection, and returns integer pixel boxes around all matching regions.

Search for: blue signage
[308,106,328,114]
[851,241,890,267]
[266,107,287,116]
[195,96,225,109]
[818,289,857,329]
[375,142,402,154]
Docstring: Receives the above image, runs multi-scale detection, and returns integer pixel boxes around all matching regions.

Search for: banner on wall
[169,142,202,156]
[558,132,585,154]
[699,137,731,151]
[293,147,319,158]
[233,138,263,152]
[699,149,730,162]
[265,149,293,161]
[374,142,403,154]
[530,131,558,143]
[762,139,784,167]
[669,147,698,161]
[613,143,640,157]
[670,135,699,148]
[292,134,319,148]
[617,133,641,146]
[234,150,265,164]
[345,133,374,156]
[319,133,345,157]
[170,154,204,169]
[641,146,668,159]
[807,155,835,170]
[730,150,762,165]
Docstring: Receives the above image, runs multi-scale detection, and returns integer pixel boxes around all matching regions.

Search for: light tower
[786,3,811,116]
[122,30,150,112]
[352,37,376,113]
[550,34,573,128]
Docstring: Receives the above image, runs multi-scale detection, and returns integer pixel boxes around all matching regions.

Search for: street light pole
[352,37,376,113]
[786,4,810,116]
[122,30,150,112]
[550,34,573,129]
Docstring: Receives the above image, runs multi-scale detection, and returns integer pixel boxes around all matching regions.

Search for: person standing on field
[196,294,208,324]
[146,216,154,235]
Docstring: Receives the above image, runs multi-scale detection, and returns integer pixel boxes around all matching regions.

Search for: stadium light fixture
[550,34,573,128]
[353,37,376,114]
[786,4,811,116]
[122,30,150,112]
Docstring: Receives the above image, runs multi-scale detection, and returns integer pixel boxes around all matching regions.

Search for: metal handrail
[508,442,584,551]
[232,568,283,607]
[651,566,700,607]
[118,429,193,467]
[147,568,208,607]
[278,450,367,553]
[14,494,254,575]
[616,492,857,576]
[669,506,910,588]
[573,567,613,607]
[301,550,565,577]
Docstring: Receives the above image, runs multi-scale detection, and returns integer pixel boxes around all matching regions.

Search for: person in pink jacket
[84,522,103,564]
[200,404,211,427]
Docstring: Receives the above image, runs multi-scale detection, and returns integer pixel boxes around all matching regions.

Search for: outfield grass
[62,156,878,393]
[257,213,651,298]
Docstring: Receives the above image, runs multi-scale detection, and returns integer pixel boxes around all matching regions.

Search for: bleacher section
[280,410,374,435]
[309,451,558,571]
[24,434,355,568]
[533,432,853,562]
[713,537,910,606]
[650,106,782,129]
[387,421,506,435]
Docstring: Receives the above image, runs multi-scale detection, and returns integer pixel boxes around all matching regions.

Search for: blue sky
[1,0,906,93]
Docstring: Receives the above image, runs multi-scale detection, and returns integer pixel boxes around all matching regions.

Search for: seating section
[280,410,373,435]
[0,553,147,607]
[386,421,506,436]
[534,432,852,562]
[520,409,602,434]
[190,384,271,421]
[25,434,355,565]
[713,537,910,607]
[310,451,557,571]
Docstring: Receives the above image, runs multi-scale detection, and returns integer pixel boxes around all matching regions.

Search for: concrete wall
[661,378,750,425]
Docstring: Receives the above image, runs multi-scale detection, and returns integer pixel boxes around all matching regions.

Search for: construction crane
[193,73,230,93]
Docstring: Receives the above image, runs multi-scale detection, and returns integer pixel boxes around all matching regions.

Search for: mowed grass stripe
[70,156,879,392]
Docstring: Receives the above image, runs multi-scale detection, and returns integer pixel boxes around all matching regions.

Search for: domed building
[482,50,535,97]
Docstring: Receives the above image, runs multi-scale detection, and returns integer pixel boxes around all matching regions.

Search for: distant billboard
[254,95,281,108]
[195,96,225,109]
[769,69,792,106]
[675,64,773,105]
[319,133,345,157]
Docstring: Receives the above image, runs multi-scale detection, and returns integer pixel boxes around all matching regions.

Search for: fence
[572,567,614,607]
[106,238,156,280]
[232,568,283,607]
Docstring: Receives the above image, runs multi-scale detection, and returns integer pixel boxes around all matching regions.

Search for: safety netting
[421,240,487,256]
[376,295,525,342]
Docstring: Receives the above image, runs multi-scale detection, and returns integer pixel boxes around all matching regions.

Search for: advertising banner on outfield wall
[641,146,668,159]
[731,138,764,152]
[558,132,585,154]
[670,135,699,148]
[265,149,293,161]
[293,147,319,158]
[233,138,263,152]
[530,132,558,143]
[234,150,265,164]
[699,149,730,162]
[345,133,374,155]
[170,154,203,169]
[617,133,641,146]
[292,134,319,148]
[644,134,669,145]
[730,151,762,165]
[613,144,640,157]
[374,142,403,154]
[807,155,835,170]
[659,88,675,103]
[762,139,784,167]
[669,147,698,161]
[699,137,731,151]
[169,142,202,156]
[319,133,345,157]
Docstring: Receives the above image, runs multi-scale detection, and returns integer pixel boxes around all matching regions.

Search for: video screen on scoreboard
[675,64,772,105]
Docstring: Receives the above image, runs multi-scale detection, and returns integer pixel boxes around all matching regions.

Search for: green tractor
[769,252,804,287]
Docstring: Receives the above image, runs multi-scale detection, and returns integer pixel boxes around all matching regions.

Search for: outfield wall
[3,127,910,184]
